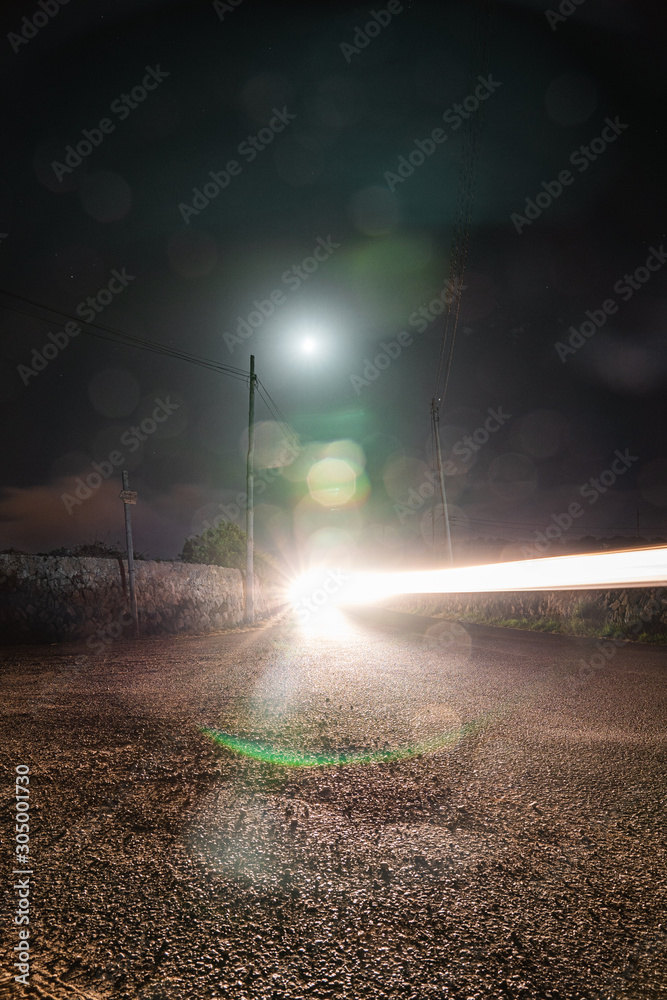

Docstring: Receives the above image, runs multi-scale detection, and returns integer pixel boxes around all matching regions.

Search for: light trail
[331,546,667,606]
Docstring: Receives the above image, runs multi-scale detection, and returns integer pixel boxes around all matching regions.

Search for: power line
[451,515,652,531]
[432,0,494,407]
[447,518,664,539]
[0,287,250,382]
[0,286,319,485]
[256,380,299,444]
[429,1,495,560]
[256,379,323,468]
[255,383,303,457]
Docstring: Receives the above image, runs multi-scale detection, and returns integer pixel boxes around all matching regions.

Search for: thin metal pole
[431,399,454,567]
[121,470,139,636]
[245,355,256,623]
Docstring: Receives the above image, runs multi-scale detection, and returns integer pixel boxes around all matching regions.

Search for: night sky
[1,0,665,570]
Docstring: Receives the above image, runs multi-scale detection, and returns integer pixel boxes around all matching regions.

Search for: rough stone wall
[3,553,664,645]
[387,587,667,634]
[0,554,281,644]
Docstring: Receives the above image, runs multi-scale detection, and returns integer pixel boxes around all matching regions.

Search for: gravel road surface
[1,609,666,1000]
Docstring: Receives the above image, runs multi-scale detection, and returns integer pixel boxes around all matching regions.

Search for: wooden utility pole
[431,399,454,566]
[245,355,256,623]
[120,470,139,635]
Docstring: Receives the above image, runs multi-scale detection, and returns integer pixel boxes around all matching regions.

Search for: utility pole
[120,470,139,636]
[431,399,454,566]
[245,355,256,623]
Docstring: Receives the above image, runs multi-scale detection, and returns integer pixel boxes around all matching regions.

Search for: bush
[180,521,280,581]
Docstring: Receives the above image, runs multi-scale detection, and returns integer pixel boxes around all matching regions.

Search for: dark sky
[0,0,666,567]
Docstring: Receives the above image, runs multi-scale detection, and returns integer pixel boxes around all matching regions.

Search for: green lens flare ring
[201,717,489,768]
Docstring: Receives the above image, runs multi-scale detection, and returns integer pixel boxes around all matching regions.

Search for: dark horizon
[1,0,666,567]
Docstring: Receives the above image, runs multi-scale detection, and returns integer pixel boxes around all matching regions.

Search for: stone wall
[0,554,282,644]
[386,587,667,635]
[3,552,664,646]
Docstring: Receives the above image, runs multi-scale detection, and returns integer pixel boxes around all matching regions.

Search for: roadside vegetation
[387,596,667,644]
[448,610,667,644]
[180,520,282,583]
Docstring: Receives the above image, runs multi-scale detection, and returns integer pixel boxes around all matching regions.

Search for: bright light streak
[329,547,667,606]
[287,568,329,607]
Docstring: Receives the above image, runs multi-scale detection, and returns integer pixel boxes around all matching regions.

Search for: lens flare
[323,546,667,606]
[307,457,356,506]
[201,717,487,768]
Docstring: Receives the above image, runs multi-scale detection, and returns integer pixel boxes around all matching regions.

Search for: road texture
[1,608,666,1000]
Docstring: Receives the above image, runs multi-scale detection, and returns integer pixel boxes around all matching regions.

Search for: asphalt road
[1,609,666,1000]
